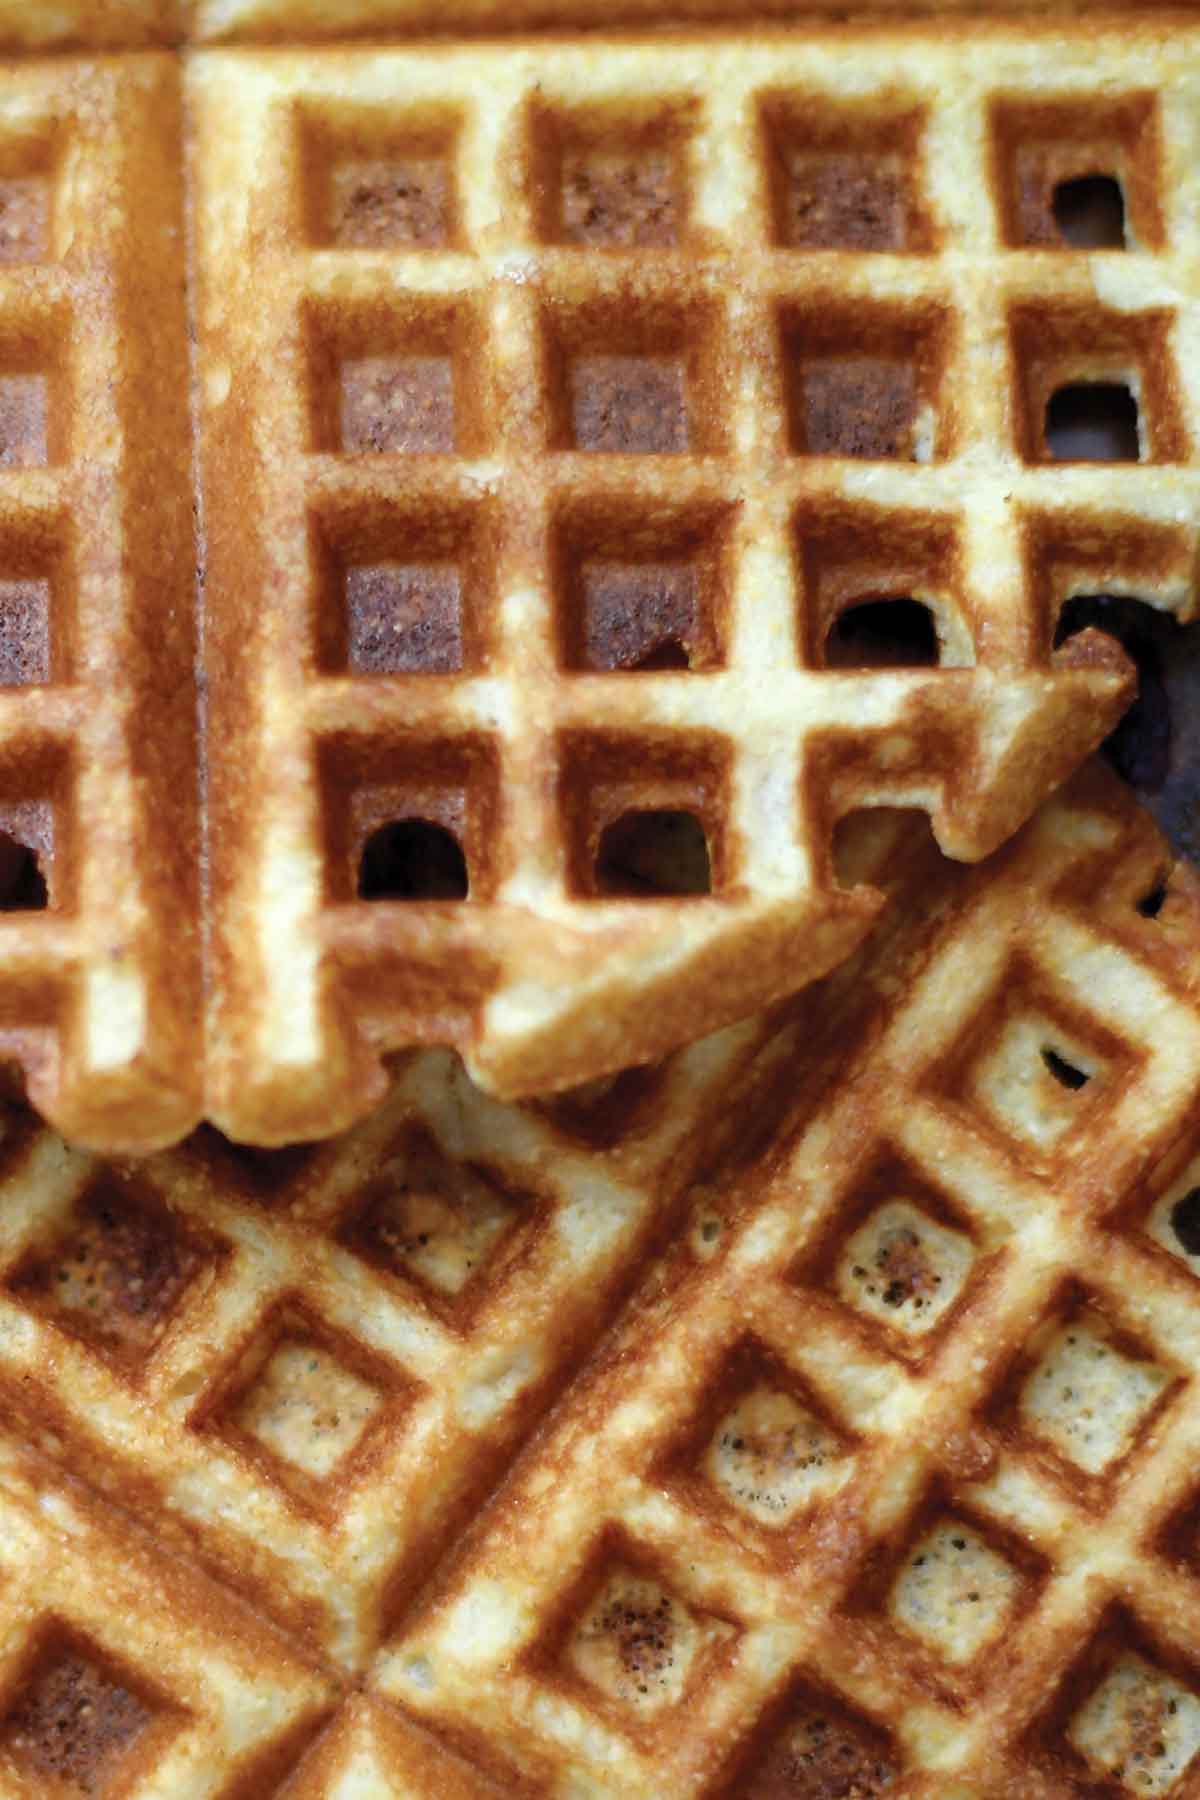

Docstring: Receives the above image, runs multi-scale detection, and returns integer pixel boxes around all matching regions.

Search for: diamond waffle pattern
[363,771,1200,1795]
[0,768,1186,1795]
[188,31,1180,1144]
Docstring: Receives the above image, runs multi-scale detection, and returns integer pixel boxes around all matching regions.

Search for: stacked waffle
[0,8,1190,1800]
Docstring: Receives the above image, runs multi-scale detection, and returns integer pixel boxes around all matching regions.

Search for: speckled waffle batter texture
[0,768,1193,1794]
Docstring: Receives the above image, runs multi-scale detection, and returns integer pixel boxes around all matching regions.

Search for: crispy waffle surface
[0,57,199,1153]
[0,766,1187,1795]
[0,29,1172,1154]
[191,24,1200,1147]
[3,3,1199,52]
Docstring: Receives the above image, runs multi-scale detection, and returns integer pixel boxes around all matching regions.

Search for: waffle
[0,766,1189,1797]
[188,23,1200,1148]
[0,55,200,1156]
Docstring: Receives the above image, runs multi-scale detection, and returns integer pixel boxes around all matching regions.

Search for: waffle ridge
[0,768,1191,1794]
[0,55,200,1155]
[185,25,1200,1146]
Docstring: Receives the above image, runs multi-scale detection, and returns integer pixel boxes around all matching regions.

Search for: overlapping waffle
[0,767,1189,1795]
[188,22,1200,1147]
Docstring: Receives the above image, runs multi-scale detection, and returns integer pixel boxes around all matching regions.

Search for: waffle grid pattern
[0,772,1190,1794]
[191,28,1200,1145]
[375,771,1200,1797]
[0,999,778,1674]
[0,58,199,1154]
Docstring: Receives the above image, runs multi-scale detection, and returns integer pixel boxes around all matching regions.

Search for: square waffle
[0,766,1192,1795]
[0,27,1163,1154]
[189,24,1200,1148]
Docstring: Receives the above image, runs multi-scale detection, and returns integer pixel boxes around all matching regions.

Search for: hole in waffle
[340,1127,532,1306]
[0,1625,172,1795]
[563,731,726,899]
[530,99,691,247]
[759,94,931,251]
[829,807,940,894]
[555,499,730,671]
[586,560,696,667]
[6,1174,222,1369]
[543,296,723,454]
[796,500,971,670]
[779,302,947,461]
[324,736,497,904]
[1045,383,1140,462]
[0,830,45,911]
[991,94,1160,249]
[358,820,468,901]
[1169,1187,1200,1257]
[299,103,461,249]
[1143,1162,1200,1272]
[961,994,1113,1151]
[1010,304,1182,463]
[594,809,711,897]
[1053,174,1126,248]
[1054,595,1183,795]
[580,567,694,670]
[823,596,939,669]
[720,1675,900,1797]
[307,297,487,456]
[1041,1045,1090,1090]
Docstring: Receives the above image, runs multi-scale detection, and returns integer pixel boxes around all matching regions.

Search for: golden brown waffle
[0,56,199,1155]
[188,24,1200,1147]
[6,1,1192,53]
[0,767,1191,1796]
[0,26,1157,1156]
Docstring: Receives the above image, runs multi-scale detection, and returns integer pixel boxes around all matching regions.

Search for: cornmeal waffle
[0,766,1189,1797]
[189,22,1200,1147]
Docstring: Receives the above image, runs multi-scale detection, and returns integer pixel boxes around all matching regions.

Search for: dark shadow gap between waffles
[1054,594,1199,862]
[1045,382,1140,461]
[823,596,939,669]
[594,809,711,897]
[1052,173,1126,247]
[358,820,468,901]
[0,828,45,910]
